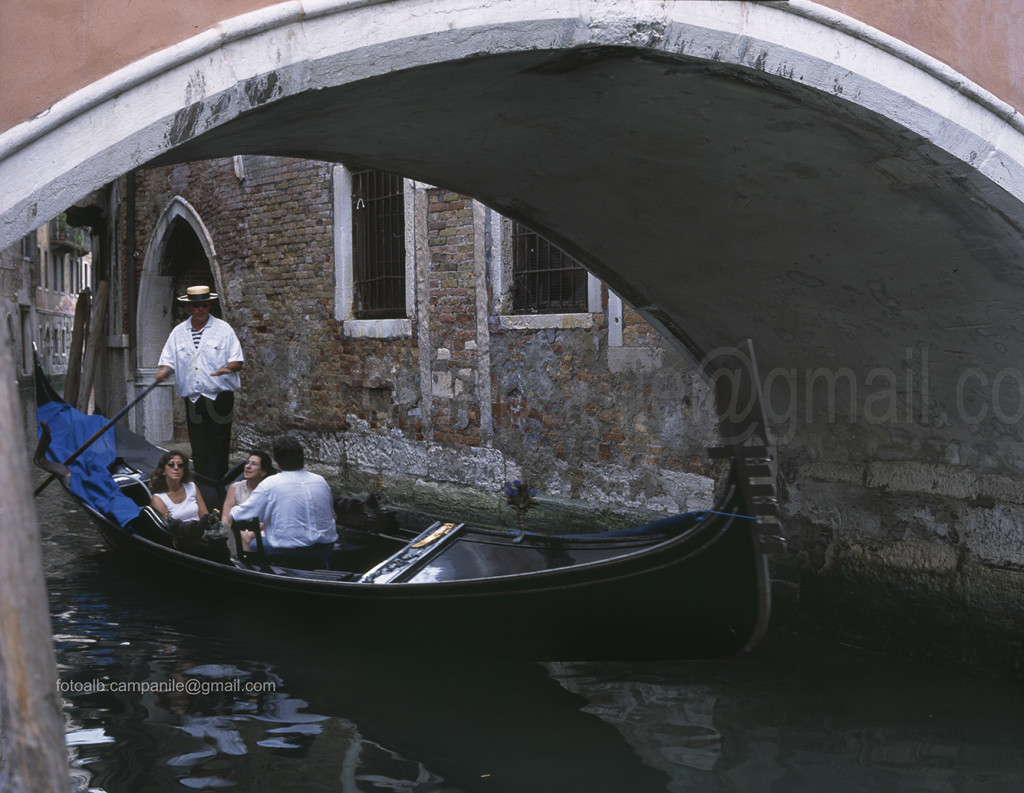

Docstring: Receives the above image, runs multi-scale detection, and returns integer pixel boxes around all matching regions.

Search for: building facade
[1,215,91,383]
[120,156,718,527]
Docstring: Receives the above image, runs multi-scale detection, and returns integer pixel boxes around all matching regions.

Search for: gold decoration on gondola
[412,522,455,548]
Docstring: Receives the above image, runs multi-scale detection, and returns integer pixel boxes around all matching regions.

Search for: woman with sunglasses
[149,450,209,522]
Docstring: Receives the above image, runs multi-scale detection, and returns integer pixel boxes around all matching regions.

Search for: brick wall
[426,188,482,446]
[124,156,717,521]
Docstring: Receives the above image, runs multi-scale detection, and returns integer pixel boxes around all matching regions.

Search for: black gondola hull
[75,492,768,659]
[34,349,779,660]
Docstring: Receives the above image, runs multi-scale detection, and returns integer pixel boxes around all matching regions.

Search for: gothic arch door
[135,196,221,443]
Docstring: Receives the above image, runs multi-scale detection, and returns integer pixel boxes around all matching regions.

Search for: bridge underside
[154,46,1024,472]
[3,1,1024,672]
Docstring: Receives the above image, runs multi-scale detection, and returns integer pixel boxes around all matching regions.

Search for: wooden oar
[33,378,162,497]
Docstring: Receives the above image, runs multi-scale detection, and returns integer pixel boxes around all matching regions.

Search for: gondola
[33,343,784,659]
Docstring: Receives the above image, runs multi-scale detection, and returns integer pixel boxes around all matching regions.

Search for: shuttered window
[510,222,588,314]
[351,169,406,319]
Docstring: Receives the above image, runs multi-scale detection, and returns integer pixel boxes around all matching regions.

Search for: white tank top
[155,481,200,522]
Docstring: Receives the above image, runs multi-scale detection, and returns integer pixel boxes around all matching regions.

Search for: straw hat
[176,285,219,304]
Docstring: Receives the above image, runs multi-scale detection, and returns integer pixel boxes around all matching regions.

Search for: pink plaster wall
[1,0,1020,134]
[820,0,1024,112]
[1,0,266,131]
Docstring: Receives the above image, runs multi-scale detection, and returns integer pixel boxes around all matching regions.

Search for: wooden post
[64,286,91,408]
[0,338,69,791]
[76,280,108,413]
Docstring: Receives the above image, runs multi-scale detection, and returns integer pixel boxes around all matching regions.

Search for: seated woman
[149,450,208,525]
[221,450,273,552]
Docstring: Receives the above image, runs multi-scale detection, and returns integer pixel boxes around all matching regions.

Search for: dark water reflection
[22,390,1024,792]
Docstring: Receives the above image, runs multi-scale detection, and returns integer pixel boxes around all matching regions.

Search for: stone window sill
[342,318,412,339]
[496,313,594,331]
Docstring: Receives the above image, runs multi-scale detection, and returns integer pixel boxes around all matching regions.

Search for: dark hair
[150,451,192,493]
[248,450,274,476]
[272,434,304,471]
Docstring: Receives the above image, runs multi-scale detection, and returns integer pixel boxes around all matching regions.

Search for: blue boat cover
[37,400,142,528]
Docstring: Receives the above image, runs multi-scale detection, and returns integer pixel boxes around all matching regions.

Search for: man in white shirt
[229,434,338,566]
[155,285,244,480]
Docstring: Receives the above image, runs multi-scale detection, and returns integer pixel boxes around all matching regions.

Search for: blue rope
[704,509,759,520]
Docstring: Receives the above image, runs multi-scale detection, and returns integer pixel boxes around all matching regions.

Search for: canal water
[21,389,1024,792]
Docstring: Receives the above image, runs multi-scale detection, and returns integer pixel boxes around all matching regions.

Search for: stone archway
[4,0,1024,672]
[1,0,1024,546]
[134,195,221,442]
[0,0,1022,475]
[0,3,1022,453]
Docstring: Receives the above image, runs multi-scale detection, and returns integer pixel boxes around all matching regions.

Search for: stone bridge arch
[1,0,1023,474]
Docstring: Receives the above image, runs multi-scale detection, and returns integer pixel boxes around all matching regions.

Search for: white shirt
[154,481,201,522]
[230,469,338,548]
[158,315,244,401]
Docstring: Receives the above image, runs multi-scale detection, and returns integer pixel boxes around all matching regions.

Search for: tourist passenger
[221,450,273,527]
[154,285,244,481]
[228,434,338,565]
[149,451,209,522]
[221,450,272,555]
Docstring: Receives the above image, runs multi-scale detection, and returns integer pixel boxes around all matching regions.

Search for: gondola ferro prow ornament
[705,340,786,554]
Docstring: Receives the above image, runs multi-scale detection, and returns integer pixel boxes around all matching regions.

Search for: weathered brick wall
[426,188,482,446]
[125,155,717,522]
[130,157,423,442]
[488,305,717,512]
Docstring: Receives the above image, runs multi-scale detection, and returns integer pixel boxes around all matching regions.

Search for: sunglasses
[165,461,185,469]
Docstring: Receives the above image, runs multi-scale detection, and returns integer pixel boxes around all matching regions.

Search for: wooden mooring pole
[63,286,91,409]
[0,344,69,791]
[76,280,107,413]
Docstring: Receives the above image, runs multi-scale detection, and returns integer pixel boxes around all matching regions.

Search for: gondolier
[155,285,244,480]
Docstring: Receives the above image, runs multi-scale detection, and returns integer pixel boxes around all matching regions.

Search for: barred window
[510,221,588,314]
[351,169,406,319]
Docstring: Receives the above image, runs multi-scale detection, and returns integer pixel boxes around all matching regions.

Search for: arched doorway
[134,196,221,442]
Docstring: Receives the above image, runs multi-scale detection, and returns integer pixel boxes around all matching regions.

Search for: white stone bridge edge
[2,0,1024,247]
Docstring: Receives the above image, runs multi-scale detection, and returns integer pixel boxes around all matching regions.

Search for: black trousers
[184,391,234,480]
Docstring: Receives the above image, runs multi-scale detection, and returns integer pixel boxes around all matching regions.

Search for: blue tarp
[37,400,142,528]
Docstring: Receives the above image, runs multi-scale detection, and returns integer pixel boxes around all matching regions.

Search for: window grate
[510,222,588,314]
[351,169,406,319]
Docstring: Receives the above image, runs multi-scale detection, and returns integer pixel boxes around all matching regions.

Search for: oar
[34,378,162,497]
